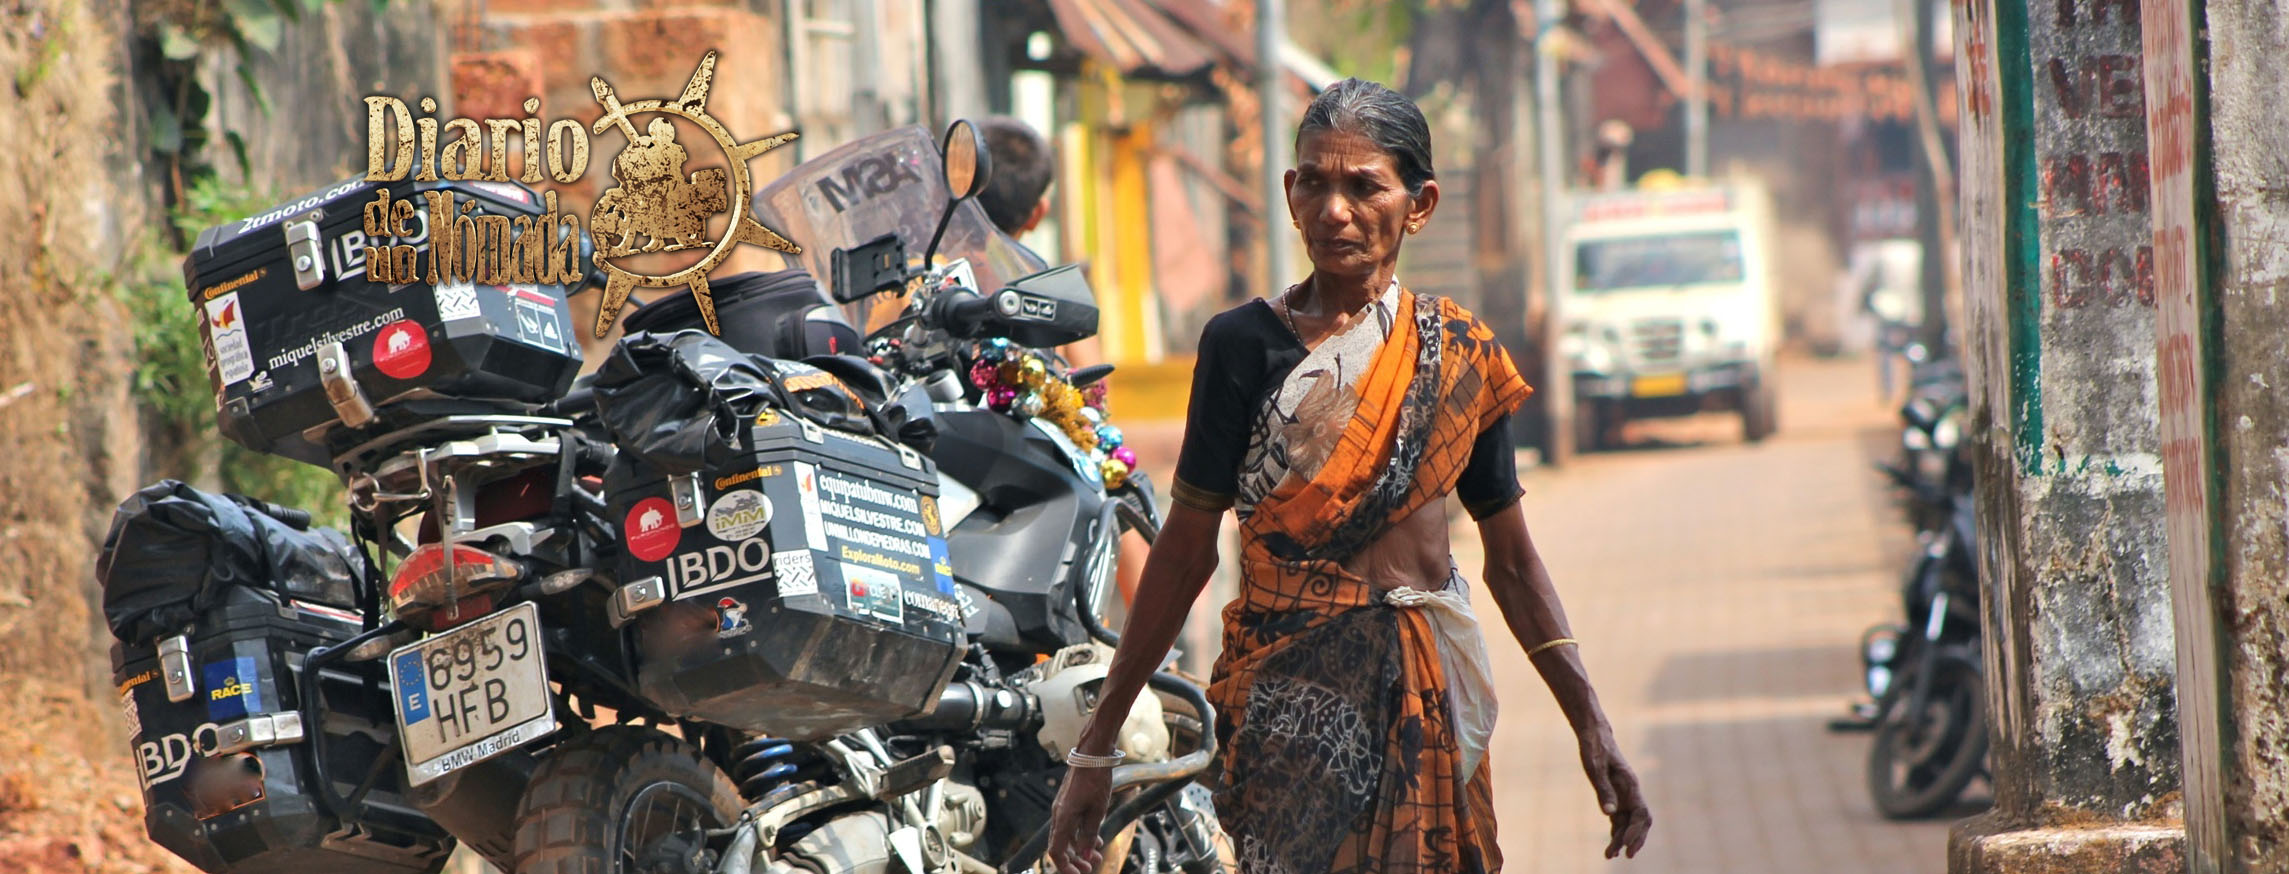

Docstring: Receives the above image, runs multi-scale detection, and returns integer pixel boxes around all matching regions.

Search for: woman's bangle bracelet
[1065,748,1127,768]
[1527,637,1579,658]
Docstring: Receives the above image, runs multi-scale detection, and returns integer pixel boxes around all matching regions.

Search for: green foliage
[119,176,349,531]
[1294,1,1418,89]
[141,0,378,206]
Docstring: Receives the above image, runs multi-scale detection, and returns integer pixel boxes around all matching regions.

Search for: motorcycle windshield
[752,126,1047,331]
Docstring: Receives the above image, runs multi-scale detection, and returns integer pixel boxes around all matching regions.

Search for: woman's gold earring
[1407,222,1422,234]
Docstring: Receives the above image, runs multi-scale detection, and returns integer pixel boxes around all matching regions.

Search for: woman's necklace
[1278,279,1378,343]
[1277,284,1307,340]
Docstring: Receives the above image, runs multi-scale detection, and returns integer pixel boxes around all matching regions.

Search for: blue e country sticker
[394,649,431,724]
[203,657,263,720]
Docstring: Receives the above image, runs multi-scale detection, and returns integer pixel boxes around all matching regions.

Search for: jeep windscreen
[1573,229,1746,293]
[752,125,1047,331]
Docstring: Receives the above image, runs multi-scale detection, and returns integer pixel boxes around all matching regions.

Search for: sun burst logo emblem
[585,51,801,339]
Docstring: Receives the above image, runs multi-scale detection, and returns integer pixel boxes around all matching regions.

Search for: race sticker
[120,689,142,739]
[434,283,482,320]
[624,497,682,563]
[372,320,432,380]
[204,293,256,385]
[841,562,904,624]
[707,490,773,541]
[203,657,262,721]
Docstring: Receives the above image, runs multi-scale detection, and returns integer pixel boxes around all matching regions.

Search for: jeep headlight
[1565,325,1616,373]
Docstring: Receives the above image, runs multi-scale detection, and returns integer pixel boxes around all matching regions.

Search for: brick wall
[446,1,798,355]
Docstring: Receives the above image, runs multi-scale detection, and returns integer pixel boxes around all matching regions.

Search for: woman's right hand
[1044,764,1114,874]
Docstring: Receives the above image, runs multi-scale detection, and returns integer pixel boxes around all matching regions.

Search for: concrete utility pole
[1259,0,1294,295]
[1683,0,1707,177]
[1904,0,1950,352]
[1947,0,2183,868]
[2146,0,2289,868]
[1533,0,1574,466]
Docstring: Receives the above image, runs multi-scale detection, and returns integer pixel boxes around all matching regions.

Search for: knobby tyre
[511,725,744,874]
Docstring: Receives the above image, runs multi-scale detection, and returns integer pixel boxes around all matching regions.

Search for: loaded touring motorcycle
[98,120,1226,874]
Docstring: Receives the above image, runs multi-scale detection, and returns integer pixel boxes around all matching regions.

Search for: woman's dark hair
[1294,78,1436,197]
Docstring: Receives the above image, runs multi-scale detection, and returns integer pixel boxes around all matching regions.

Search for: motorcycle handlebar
[928,288,1001,340]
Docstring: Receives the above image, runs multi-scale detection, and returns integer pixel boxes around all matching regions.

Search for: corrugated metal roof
[1046,0,1218,79]
[1042,0,1341,91]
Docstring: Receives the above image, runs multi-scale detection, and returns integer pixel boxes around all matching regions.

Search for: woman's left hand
[1578,723,1651,858]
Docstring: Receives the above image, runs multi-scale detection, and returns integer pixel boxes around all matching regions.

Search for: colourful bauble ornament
[1079,406,1105,427]
[986,386,1018,411]
[1017,356,1049,388]
[1100,458,1130,490]
[1111,446,1138,468]
[1083,383,1109,409]
[1094,425,1124,450]
[969,359,999,390]
[982,338,1012,362]
[1015,390,1047,417]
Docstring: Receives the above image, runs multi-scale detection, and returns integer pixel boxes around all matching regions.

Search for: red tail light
[390,543,522,632]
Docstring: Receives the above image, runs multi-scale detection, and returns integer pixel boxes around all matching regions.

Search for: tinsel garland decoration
[968,340,1136,489]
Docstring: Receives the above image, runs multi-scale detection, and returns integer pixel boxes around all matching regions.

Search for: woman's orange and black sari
[1169,283,1532,874]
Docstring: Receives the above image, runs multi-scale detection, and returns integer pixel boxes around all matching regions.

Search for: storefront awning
[1043,0,1343,90]
[1045,0,1218,79]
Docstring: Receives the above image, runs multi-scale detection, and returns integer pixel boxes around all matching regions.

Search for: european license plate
[387,601,555,786]
[1631,373,1689,397]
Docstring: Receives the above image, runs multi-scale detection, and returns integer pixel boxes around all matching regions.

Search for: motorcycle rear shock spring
[731,736,805,800]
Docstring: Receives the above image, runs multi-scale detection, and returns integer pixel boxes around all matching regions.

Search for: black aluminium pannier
[181,175,583,467]
[593,331,963,740]
[100,482,453,873]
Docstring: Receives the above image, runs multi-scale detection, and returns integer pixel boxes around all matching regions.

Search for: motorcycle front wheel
[511,725,744,874]
[1866,658,1987,819]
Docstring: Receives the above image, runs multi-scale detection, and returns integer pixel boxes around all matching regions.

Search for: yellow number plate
[1631,373,1689,397]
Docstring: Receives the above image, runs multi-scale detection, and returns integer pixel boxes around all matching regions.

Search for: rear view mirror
[942,119,990,200]
[926,120,993,264]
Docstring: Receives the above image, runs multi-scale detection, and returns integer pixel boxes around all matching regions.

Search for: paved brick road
[1461,356,1974,874]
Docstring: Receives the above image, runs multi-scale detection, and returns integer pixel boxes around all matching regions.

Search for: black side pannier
[99,481,453,873]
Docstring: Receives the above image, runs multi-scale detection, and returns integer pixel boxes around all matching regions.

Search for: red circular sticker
[624,497,682,563]
[372,320,432,380]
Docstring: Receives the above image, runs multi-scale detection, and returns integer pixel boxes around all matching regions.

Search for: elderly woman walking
[1045,79,1653,873]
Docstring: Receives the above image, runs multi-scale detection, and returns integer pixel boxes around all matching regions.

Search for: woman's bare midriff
[1340,502,1453,591]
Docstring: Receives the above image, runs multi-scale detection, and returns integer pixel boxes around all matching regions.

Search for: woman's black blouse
[1169,299,1523,520]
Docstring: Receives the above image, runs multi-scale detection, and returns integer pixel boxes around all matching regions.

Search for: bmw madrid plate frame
[385,601,557,785]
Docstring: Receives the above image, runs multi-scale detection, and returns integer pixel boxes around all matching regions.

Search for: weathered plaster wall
[1952,0,2181,866]
[2169,0,2289,866]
